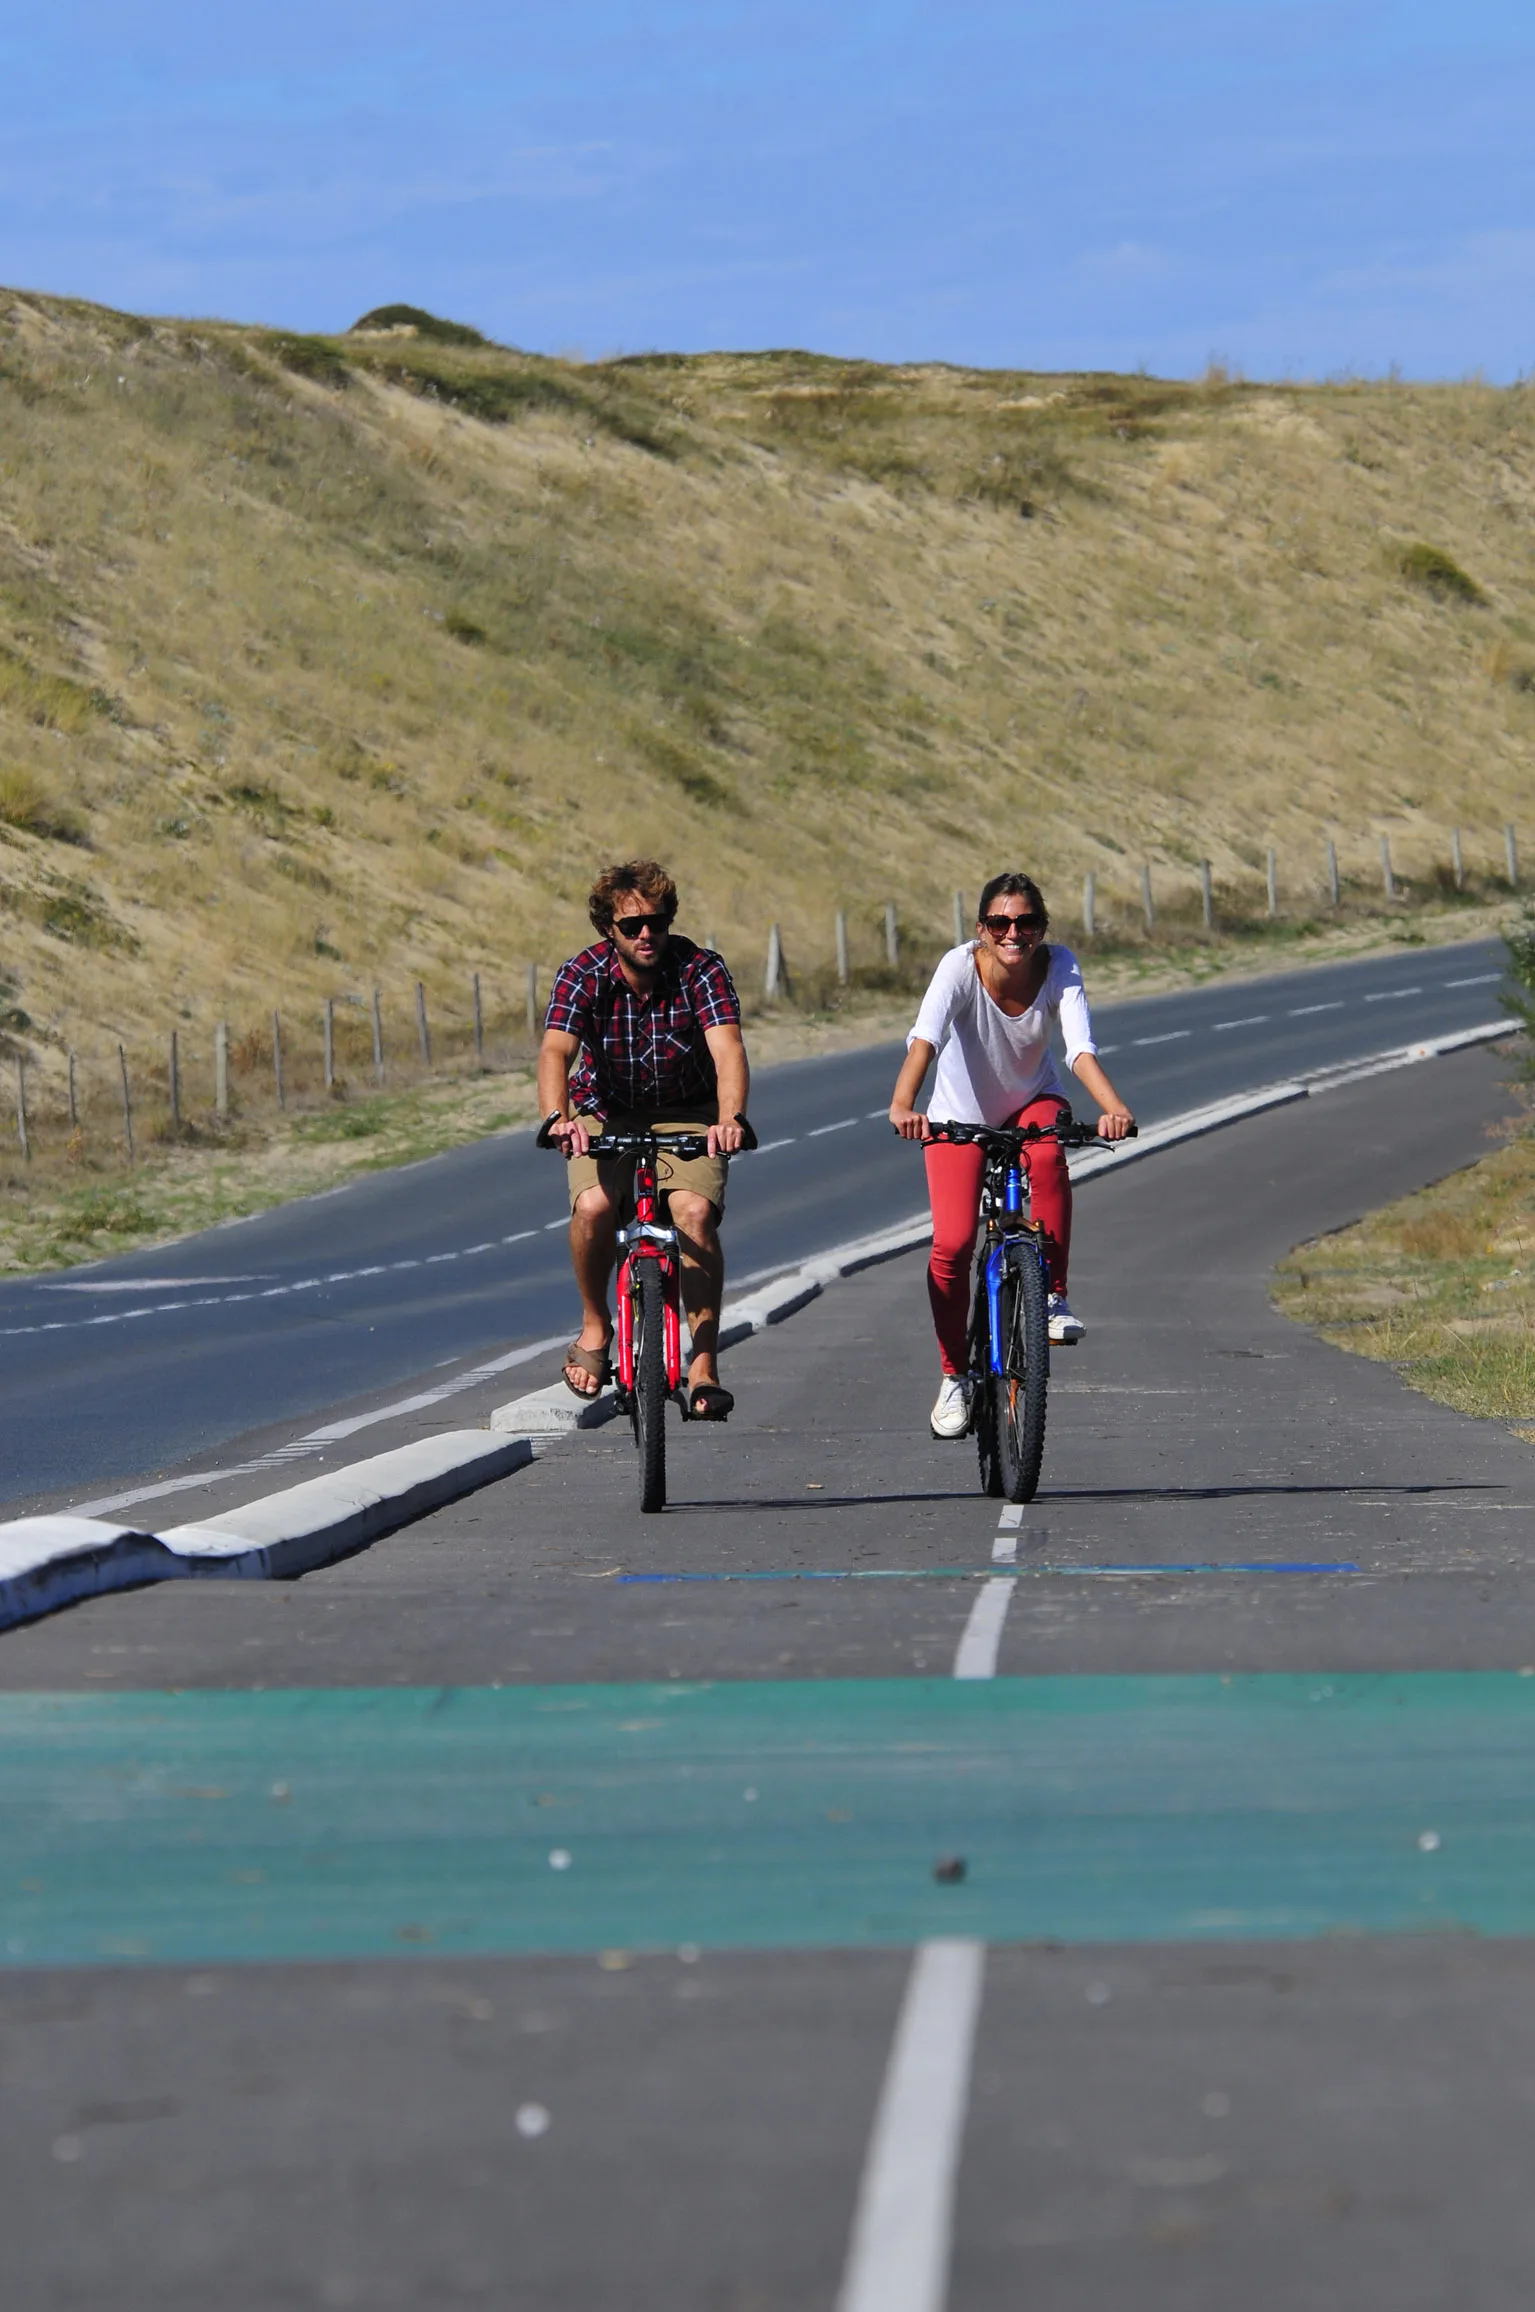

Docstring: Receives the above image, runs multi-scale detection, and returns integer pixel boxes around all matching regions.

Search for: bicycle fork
[614,1227,684,1396]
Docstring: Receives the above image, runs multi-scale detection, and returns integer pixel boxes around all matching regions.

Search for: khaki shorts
[564,1111,729,1219]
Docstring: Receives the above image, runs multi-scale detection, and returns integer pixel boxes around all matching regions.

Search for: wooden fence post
[272,1010,285,1109]
[765,923,784,999]
[472,973,484,1065]
[415,980,431,1065]
[1199,860,1213,931]
[1451,827,1464,891]
[884,903,899,969]
[372,987,385,1085]
[1380,834,1396,901]
[1082,871,1096,939]
[835,911,850,987]
[67,1051,78,1129]
[952,891,966,947]
[169,1029,181,1129]
[1266,847,1278,918]
[118,1042,134,1161]
[525,964,539,1039]
[1325,838,1340,907]
[215,1021,229,1118]
[323,998,335,1091]
[15,1056,29,1163]
[1507,824,1520,890]
[1140,863,1155,931]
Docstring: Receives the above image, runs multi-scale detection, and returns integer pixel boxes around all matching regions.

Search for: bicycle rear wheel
[991,1241,1049,1504]
[632,1259,668,1514]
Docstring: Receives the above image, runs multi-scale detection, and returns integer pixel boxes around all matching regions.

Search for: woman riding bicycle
[888,871,1135,1440]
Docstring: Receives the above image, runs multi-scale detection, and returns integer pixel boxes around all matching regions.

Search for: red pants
[924,1097,1072,1375]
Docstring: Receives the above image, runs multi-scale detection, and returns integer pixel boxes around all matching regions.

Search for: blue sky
[4,1,1534,378]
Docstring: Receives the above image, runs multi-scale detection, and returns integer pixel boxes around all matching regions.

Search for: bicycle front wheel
[990,1243,1049,1504]
[969,1249,1003,1498]
[632,1258,668,1514]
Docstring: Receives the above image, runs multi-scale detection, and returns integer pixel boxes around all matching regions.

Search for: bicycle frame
[613,1148,684,1401]
[979,1151,1048,1378]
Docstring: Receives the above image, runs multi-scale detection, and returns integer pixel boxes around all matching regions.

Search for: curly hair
[587,858,679,937]
[976,870,1049,930]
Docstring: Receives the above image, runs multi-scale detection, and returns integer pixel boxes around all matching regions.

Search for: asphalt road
[0,931,1505,1507]
[3,1045,1531,2310]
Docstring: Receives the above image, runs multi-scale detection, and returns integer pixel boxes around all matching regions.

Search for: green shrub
[1400,542,1486,604]
[266,333,351,390]
[445,609,488,645]
[1502,898,1535,1070]
[351,304,487,347]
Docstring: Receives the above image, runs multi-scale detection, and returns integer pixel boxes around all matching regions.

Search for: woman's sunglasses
[613,913,673,939]
[981,912,1045,939]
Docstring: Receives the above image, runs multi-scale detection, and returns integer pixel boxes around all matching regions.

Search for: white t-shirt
[908,942,1097,1127]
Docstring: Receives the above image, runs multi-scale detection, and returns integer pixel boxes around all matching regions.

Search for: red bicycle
[538,1115,757,1512]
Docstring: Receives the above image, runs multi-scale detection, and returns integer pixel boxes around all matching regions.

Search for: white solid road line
[834,1939,986,2312]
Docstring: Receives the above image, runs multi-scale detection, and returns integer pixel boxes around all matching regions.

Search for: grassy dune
[1,288,1533,1260]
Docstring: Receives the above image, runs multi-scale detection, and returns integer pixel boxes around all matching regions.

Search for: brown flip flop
[562,1338,612,1399]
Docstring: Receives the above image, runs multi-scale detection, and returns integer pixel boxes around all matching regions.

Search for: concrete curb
[0,1433,532,1634]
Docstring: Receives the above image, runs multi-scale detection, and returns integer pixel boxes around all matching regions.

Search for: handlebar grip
[535,1113,563,1151]
[734,1113,759,1152]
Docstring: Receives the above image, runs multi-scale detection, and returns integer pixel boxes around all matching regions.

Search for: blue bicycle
[923,1115,1117,1502]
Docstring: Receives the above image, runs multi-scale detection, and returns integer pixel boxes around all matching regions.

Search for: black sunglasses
[981,912,1045,938]
[613,912,673,939]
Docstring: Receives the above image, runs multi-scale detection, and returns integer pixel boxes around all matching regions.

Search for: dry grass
[1273,1103,1535,1429]
[3,290,1535,1260]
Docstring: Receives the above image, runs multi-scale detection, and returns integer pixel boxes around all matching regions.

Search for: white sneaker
[1048,1294,1085,1346]
[929,1375,973,1439]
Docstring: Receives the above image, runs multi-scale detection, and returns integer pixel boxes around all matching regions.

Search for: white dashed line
[808,1117,859,1137]
[1447,973,1502,988]
[1365,986,1421,1001]
[752,1137,797,1155]
[1133,1030,1192,1047]
[1213,1015,1269,1031]
[1289,1002,1344,1015]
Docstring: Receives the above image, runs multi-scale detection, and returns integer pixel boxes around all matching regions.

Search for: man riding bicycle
[537,859,749,1421]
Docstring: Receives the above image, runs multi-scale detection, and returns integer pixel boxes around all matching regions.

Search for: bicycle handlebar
[917,1116,1137,1150]
[536,1113,759,1156]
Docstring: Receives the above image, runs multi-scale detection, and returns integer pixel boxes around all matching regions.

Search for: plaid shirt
[545,934,742,1116]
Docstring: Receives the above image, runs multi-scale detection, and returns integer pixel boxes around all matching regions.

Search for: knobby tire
[632,1259,668,1514]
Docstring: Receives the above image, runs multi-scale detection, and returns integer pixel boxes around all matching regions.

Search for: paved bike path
[4,1045,1534,2309]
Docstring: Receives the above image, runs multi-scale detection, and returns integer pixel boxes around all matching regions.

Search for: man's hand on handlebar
[544,1112,593,1158]
[889,1102,931,1142]
[709,1117,746,1156]
[1096,1107,1136,1143]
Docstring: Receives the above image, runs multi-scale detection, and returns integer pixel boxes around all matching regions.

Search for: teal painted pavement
[3,1675,1535,1966]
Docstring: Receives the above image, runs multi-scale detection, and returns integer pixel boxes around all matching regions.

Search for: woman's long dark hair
[976,870,1049,929]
